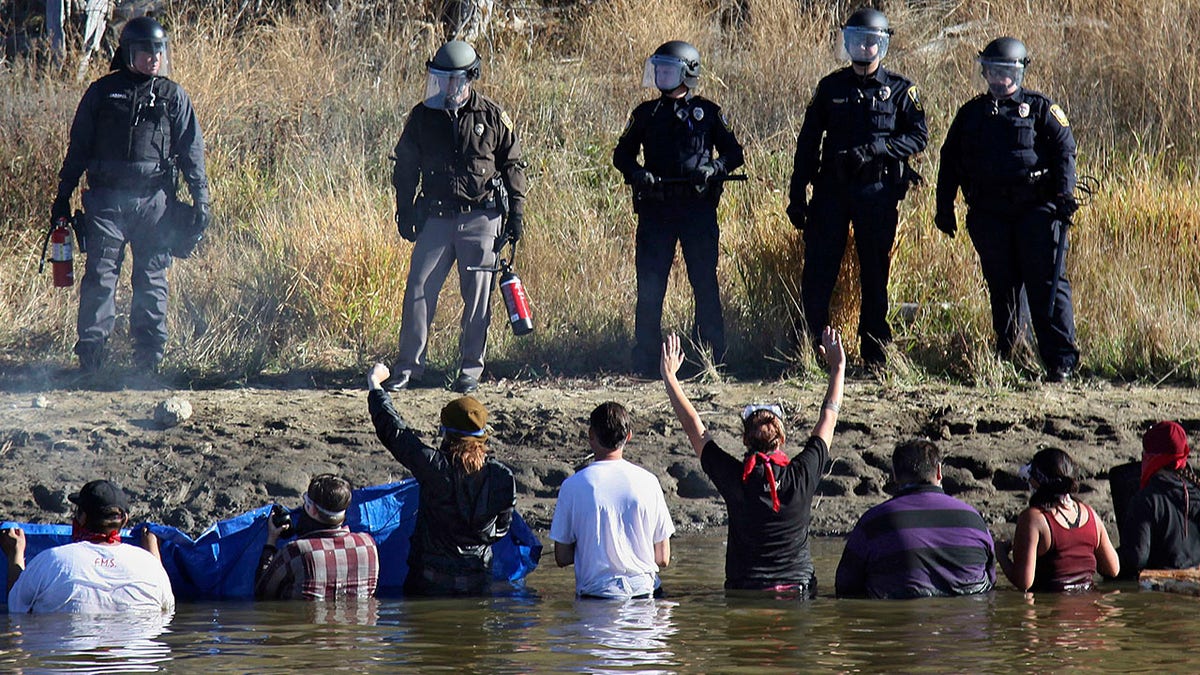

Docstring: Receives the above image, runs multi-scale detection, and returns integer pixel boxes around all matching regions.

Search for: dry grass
[1,0,1198,383]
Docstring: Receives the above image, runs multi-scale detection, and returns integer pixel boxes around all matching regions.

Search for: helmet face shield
[642,55,687,92]
[979,60,1025,98]
[840,26,890,64]
[125,39,171,77]
[424,67,472,110]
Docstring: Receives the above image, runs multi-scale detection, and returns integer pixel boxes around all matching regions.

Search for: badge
[1018,102,1030,118]
[878,86,891,101]
[692,106,704,121]
[1049,104,1070,127]
[500,110,514,131]
[473,123,485,136]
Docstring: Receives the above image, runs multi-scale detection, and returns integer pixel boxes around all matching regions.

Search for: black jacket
[1118,472,1200,577]
[937,87,1076,213]
[789,65,927,200]
[368,389,516,589]
[392,89,527,218]
[58,67,208,202]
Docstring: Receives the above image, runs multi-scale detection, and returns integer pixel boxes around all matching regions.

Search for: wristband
[822,400,841,413]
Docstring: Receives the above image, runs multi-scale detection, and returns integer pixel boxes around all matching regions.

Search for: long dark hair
[1027,448,1080,510]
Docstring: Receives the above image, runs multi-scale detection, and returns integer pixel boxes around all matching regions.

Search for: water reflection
[547,597,678,674]
[3,610,171,673]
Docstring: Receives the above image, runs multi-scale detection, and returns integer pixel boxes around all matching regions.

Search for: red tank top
[1031,501,1099,592]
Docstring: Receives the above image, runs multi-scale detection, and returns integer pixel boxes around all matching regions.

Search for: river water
[1,536,1196,673]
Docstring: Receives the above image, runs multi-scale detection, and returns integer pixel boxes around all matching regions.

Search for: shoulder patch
[1049,104,1070,127]
[720,111,733,133]
[620,114,635,137]
[907,85,923,111]
[500,110,514,131]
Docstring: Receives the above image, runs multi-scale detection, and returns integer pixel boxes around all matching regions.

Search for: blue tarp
[1,478,542,600]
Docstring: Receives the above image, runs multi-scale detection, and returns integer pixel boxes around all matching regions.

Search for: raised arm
[812,326,846,448]
[660,334,710,457]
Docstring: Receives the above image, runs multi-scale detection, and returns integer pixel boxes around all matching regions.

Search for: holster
[72,208,88,254]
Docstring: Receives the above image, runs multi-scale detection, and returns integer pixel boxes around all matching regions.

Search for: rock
[32,395,49,409]
[154,397,193,428]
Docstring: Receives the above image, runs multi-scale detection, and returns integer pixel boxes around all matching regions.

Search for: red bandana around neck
[742,450,790,512]
[71,520,122,545]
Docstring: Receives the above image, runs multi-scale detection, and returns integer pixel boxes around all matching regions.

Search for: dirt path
[2,372,1197,543]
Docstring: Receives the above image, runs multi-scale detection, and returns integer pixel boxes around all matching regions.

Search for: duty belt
[426,198,497,217]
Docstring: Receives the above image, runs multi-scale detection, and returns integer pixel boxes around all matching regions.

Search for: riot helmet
[840,8,891,66]
[978,37,1029,98]
[641,41,701,93]
[118,16,170,77]
[424,40,481,110]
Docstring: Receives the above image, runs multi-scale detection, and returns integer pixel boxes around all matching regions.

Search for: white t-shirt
[549,458,675,598]
[8,541,175,614]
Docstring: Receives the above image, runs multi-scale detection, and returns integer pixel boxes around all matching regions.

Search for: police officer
[787,8,927,367]
[936,37,1079,382]
[613,40,744,377]
[53,16,210,374]
[387,40,527,394]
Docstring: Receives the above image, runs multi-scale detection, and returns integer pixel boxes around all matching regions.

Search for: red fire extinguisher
[468,243,534,336]
[499,261,533,336]
[39,217,76,287]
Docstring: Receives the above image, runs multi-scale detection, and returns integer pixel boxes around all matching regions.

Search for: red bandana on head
[1141,421,1191,489]
[742,450,790,512]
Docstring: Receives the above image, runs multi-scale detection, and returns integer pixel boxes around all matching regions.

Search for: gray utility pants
[395,209,501,381]
[75,187,173,364]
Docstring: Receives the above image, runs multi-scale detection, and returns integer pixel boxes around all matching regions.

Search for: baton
[1048,218,1069,320]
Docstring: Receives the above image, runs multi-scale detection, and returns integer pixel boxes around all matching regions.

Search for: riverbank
[3,368,1195,542]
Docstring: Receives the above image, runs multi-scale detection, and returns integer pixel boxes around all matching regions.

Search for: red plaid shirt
[255,528,379,600]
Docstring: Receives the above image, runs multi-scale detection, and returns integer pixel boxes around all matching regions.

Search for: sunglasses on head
[741,404,784,421]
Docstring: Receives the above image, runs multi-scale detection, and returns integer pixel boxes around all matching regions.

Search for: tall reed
[1,0,1197,383]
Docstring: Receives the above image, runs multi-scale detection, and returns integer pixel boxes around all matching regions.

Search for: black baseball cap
[68,480,130,518]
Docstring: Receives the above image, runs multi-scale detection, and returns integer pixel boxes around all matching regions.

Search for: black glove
[631,169,657,188]
[934,209,957,238]
[689,164,717,187]
[494,212,523,252]
[51,194,71,224]
[846,144,874,172]
[193,202,211,233]
[1055,194,1079,220]
[395,209,417,242]
[786,200,807,231]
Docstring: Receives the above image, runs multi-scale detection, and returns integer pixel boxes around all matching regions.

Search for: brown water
[2,536,1196,673]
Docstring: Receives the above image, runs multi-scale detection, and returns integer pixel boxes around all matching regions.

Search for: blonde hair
[447,436,488,474]
[742,411,785,454]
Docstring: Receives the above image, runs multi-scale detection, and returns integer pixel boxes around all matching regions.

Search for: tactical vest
[89,76,173,189]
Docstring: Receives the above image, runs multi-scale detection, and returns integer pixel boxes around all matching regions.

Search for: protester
[255,474,379,600]
[387,39,528,394]
[367,363,516,595]
[787,7,928,366]
[835,439,995,599]
[2,480,174,613]
[613,40,744,376]
[660,328,845,596]
[935,36,1079,382]
[550,402,675,599]
[54,16,210,374]
[997,448,1119,591]
[1117,421,1200,576]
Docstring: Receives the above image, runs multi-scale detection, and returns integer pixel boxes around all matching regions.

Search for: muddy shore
[2,370,1197,546]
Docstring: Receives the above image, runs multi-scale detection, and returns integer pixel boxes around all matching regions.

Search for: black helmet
[119,16,168,53]
[844,7,890,33]
[643,40,701,92]
[427,40,481,80]
[978,37,1029,67]
[115,16,169,74]
[841,8,892,65]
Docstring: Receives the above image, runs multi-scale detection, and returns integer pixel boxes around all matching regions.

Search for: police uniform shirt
[936,88,1076,213]
[612,94,744,182]
[392,89,528,217]
[789,65,927,196]
[58,69,207,198]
